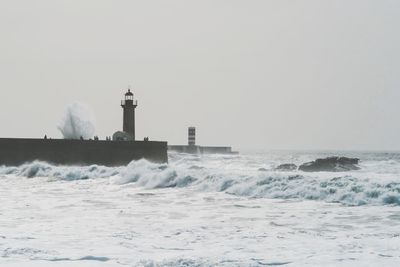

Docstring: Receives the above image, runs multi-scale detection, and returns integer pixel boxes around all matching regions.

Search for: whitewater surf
[0,151,399,266]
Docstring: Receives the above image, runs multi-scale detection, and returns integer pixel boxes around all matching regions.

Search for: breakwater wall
[0,138,168,166]
[168,145,237,154]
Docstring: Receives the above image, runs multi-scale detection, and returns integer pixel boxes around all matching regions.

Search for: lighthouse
[121,89,138,140]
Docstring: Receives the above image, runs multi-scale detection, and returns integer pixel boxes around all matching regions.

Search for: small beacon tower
[188,127,196,146]
[121,89,138,140]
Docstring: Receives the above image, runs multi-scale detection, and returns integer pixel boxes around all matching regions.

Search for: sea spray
[58,102,96,139]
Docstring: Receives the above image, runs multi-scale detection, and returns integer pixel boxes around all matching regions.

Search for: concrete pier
[168,145,237,155]
[168,126,238,155]
[0,138,168,166]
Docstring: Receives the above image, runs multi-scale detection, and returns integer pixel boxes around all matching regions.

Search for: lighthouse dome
[125,89,133,96]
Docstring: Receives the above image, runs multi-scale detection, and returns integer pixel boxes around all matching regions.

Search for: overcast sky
[0,0,399,150]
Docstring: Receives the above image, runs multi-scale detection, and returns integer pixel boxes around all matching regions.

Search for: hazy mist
[0,0,399,150]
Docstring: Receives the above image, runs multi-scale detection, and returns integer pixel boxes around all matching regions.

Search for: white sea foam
[0,161,118,181]
[1,152,399,206]
[57,102,96,140]
[1,151,400,266]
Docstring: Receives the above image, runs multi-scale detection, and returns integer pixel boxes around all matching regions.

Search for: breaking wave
[0,161,119,181]
[58,102,96,140]
[1,153,400,206]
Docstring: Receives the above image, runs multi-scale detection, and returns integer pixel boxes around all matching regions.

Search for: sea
[0,151,399,267]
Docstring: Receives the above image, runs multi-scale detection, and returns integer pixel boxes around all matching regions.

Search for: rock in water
[299,157,360,172]
[275,164,298,171]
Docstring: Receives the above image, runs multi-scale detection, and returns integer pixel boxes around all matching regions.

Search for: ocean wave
[1,156,400,206]
[0,161,119,181]
[110,159,197,189]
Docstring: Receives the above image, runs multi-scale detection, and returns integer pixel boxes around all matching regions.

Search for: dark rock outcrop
[299,157,360,172]
[275,164,298,171]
